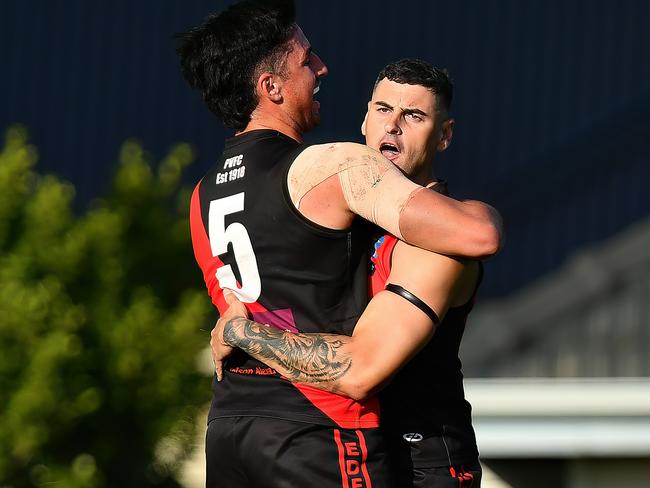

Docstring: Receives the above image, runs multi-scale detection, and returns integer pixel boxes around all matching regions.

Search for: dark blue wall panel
[2,0,649,298]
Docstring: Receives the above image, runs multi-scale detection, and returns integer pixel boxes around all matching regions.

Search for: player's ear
[437,118,455,152]
[360,103,370,136]
[257,72,282,103]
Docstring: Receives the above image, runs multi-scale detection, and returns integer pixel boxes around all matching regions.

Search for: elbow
[333,349,388,401]
[344,386,374,403]
[475,221,502,258]
[458,201,504,258]
[349,386,375,403]
[337,377,377,402]
[464,204,504,258]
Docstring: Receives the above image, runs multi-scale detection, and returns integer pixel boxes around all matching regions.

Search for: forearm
[222,294,436,401]
[288,143,503,258]
[400,191,503,258]
[223,317,353,394]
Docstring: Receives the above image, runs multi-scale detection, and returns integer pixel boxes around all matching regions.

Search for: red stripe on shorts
[356,430,373,488]
[333,429,350,488]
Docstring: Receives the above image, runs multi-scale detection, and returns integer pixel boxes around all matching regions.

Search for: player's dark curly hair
[175,0,297,131]
[375,59,454,113]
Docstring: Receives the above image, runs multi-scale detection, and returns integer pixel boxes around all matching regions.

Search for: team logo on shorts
[402,432,423,443]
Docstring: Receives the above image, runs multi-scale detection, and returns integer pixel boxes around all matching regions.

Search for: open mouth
[312,84,321,109]
[379,142,400,160]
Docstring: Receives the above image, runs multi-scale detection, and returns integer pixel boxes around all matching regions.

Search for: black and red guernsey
[369,187,481,467]
[190,129,380,428]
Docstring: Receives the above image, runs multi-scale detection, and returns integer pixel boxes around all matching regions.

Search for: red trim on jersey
[293,384,380,429]
[189,182,265,314]
[333,429,350,488]
[369,235,398,298]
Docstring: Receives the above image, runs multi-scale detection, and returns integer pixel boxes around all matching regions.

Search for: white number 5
[208,193,261,303]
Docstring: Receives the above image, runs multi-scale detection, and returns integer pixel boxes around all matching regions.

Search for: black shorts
[206,416,392,488]
[405,464,482,488]
[392,456,482,488]
[383,427,481,487]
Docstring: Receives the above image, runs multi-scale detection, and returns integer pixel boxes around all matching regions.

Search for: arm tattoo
[223,317,352,387]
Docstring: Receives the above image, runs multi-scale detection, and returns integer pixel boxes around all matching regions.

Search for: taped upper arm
[287,142,421,237]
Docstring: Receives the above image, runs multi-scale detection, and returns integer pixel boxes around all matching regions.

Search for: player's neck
[412,166,437,187]
[240,112,304,143]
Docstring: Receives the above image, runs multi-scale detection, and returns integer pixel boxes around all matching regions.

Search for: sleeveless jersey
[369,185,481,466]
[190,129,380,428]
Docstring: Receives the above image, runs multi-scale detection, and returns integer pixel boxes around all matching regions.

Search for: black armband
[385,283,440,325]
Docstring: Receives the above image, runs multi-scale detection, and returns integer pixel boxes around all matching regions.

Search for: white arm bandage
[287,142,422,239]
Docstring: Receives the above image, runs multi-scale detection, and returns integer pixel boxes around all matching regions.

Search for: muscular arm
[400,195,503,258]
[222,317,353,385]
[288,143,502,258]
[216,241,478,400]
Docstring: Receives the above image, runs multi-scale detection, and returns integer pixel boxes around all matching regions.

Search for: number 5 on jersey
[208,193,261,303]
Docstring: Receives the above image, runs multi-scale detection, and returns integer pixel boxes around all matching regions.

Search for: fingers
[222,288,250,319]
[213,289,244,382]
[210,319,233,382]
[211,342,225,382]
[210,332,220,380]
[223,288,238,305]
[215,360,223,382]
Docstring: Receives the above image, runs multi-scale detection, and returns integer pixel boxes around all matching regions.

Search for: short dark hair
[375,59,453,114]
[175,0,297,131]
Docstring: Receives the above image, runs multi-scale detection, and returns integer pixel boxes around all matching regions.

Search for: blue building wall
[2,0,649,298]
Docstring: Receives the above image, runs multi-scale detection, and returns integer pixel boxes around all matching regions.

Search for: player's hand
[211,290,249,381]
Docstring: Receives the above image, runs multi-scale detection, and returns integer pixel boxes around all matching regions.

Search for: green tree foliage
[0,126,214,487]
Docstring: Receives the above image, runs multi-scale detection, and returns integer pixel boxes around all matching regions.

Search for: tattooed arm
[213,286,438,401]
[211,292,353,392]
[226,317,353,388]
[213,243,479,401]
